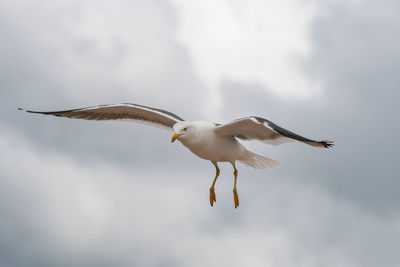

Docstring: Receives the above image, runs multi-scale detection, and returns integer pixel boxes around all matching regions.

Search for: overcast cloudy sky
[1,0,399,266]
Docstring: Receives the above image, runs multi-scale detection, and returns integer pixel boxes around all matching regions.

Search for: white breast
[179,121,246,162]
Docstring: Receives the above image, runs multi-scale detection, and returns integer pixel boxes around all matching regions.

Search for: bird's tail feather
[238,150,279,169]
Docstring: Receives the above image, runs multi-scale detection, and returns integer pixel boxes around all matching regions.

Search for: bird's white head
[171,121,194,143]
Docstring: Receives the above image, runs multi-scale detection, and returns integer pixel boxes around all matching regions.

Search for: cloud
[0,0,204,109]
[171,0,322,114]
[0,0,206,168]
[211,0,400,217]
[305,0,400,213]
[0,129,203,266]
[1,130,399,267]
[1,0,400,266]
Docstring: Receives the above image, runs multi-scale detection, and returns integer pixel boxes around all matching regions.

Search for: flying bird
[19,103,333,208]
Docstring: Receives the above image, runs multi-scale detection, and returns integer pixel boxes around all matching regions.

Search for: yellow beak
[171,132,181,143]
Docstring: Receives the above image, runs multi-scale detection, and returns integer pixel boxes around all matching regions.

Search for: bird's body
[19,103,333,208]
[175,121,245,163]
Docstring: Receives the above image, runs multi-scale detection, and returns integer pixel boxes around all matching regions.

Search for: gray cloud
[306,0,400,214]
[0,0,205,169]
[218,0,400,216]
[3,132,399,267]
[1,0,400,267]
[215,0,400,265]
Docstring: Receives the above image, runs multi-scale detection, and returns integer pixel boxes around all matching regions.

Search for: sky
[0,0,399,266]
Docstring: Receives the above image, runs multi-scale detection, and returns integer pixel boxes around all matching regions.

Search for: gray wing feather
[214,116,333,148]
[19,103,184,130]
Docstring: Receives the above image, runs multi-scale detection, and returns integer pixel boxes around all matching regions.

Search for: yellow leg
[233,167,239,208]
[209,164,220,207]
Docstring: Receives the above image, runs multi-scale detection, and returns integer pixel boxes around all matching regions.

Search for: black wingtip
[320,140,334,148]
[18,107,34,113]
[18,108,44,114]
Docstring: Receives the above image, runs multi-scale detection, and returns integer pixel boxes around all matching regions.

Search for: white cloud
[1,129,398,266]
[2,1,400,266]
[171,0,322,115]
[0,0,205,115]
[0,129,204,265]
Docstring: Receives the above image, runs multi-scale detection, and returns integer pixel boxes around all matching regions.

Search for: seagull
[19,103,333,208]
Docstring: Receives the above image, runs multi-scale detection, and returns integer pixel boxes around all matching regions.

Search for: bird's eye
[183,127,188,131]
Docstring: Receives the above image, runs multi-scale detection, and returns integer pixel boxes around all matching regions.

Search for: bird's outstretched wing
[214,116,333,148]
[19,103,184,130]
